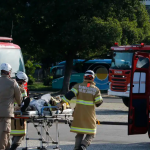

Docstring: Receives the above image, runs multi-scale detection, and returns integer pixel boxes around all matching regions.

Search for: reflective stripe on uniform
[22,91,27,97]
[10,130,26,134]
[22,93,26,97]
[95,96,103,103]
[71,126,96,134]
[71,88,78,96]
[62,96,69,103]
[76,100,94,106]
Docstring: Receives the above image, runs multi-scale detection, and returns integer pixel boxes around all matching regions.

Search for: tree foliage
[0,0,150,93]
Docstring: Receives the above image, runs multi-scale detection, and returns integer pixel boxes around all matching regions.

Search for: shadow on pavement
[18,142,150,150]
[55,142,150,150]
[96,109,128,115]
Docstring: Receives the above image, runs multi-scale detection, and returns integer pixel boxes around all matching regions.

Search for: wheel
[69,82,77,90]
[122,97,129,107]
[148,126,150,138]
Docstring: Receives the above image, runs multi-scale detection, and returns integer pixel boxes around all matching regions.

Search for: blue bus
[51,59,111,90]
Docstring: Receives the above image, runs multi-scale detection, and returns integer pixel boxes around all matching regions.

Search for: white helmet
[16,71,28,82]
[0,63,12,72]
[84,70,95,80]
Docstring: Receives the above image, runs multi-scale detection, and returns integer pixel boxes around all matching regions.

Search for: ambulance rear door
[128,52,150,135]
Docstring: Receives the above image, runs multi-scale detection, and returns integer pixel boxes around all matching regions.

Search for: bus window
[73,63,83,73]
[56,68,63,76]
[53,66,65,79]
[82,63,93,72]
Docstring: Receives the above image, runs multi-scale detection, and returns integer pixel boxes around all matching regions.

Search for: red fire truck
[0,37,28,94]
[128,51,150,137]
[108,43,148,107]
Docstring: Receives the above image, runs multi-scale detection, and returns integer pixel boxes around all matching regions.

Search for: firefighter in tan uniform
[10,71,30,150]
[57,70,103,150]
[0,63,22,150]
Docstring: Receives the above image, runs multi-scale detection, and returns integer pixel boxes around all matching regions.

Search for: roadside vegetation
[27,82,53,91]
[1,0,150,93]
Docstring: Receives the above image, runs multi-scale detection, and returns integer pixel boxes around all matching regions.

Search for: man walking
[10,71,30,150]
[0,63,22,150]
[57,70,103,150]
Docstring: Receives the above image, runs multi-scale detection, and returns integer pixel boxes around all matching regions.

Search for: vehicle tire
[148,126,150,138]
[122,97,129,107]
[69,82,77,90]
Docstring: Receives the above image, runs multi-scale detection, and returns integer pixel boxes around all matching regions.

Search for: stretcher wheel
[22,148,28,150]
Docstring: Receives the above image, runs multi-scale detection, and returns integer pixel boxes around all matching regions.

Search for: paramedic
[57,70,103,150]
[0,63,22,150]
[10,71,30,150]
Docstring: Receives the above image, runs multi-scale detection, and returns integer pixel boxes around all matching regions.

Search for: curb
[102,94,119,99]
[29,91,119,99]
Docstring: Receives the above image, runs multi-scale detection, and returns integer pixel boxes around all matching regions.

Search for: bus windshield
[53,66,65,79]
[111,52,133,69]
[0,49,25,77]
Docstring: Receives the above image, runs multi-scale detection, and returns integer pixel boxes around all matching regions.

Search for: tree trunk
[61,54,74,94]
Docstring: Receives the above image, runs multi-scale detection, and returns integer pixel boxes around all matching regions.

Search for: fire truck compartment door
[128,52,149,135]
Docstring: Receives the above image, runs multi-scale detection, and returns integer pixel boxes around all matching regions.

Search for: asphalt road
[16,97,150,150]
[18,124,150,150]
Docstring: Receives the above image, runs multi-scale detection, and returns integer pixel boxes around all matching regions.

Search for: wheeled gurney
[14,94,73,150]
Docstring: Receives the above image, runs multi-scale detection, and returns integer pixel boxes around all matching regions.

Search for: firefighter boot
[10,144,19,150]
[78,144,87,150]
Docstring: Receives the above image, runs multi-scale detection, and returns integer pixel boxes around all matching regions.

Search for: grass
[28,82,59,91]
[28,82,108,94]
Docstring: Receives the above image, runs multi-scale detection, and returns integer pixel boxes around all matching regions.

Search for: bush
[28,75,35,85]
[43,75,53,86]
[25,59,41,85]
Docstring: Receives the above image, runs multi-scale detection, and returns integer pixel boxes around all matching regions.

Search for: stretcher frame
[14,106,72,150]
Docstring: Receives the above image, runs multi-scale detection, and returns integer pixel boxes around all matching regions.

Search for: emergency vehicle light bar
[131,43,145,47]
[114,42,118,46]
[141,43,144,47]
[0,37,13,41]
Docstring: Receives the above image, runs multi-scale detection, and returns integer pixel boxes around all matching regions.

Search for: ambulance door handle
[132,85,134,87]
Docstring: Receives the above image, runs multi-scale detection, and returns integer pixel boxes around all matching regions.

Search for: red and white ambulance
[0,37,28,94]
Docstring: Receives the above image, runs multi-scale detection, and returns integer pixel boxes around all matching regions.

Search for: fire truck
[108,43,148,107]
[128,50,150,137]
[0,37,28,94]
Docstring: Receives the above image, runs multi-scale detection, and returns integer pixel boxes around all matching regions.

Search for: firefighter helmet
[0,63,12,72]
[16,71,28,83]
[84,70,95,80]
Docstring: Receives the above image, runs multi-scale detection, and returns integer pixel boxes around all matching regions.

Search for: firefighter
[10,71,30,150]
[0,63,22,150]
[57,70,103,150]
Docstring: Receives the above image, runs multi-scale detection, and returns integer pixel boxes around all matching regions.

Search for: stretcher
[14,106,73,150]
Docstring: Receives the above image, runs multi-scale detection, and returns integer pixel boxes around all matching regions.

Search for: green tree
[1,0,150,93]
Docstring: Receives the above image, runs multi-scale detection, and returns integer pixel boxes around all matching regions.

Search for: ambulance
[0,37,28,94]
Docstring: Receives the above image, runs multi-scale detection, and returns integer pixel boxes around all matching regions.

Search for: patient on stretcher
[16,94,73,116]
